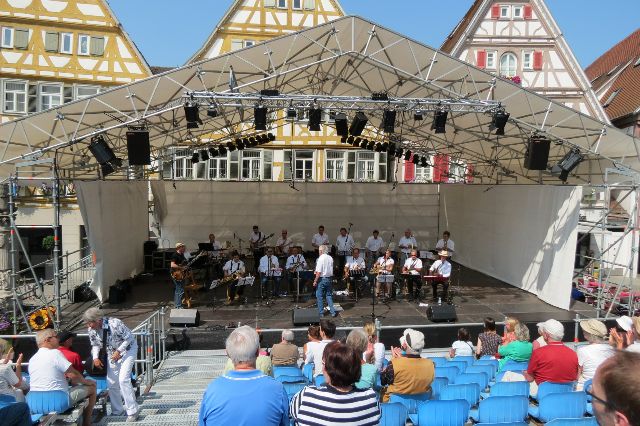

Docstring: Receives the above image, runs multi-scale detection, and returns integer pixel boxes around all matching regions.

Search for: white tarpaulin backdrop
[76,181,148,301]
[439,184,581,310]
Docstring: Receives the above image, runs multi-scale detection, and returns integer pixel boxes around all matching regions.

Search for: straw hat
[633,316,640,335]
[580,319,607,339]
[438,250,449,257]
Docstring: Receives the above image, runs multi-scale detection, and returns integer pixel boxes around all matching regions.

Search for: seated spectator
[532,322,547,351]
[29,329,96,426]
[302,325,321,360]
[381,328,434,402]
[0,347,25,402]
[290,341,380,425]
[577,319,614,389]
[502,317,519,346]
[270,329,299,367]
[363,322,386,372]
[571,282,585,302]
[305,319,336,377]
[199,326,288,426]
[224,330,271,375]
[476,317,502,358]
[628,316,640,353]
[57,330,83,374]
[449,328,474,358]
[498,322,532,371]
[591,351,640,426]
[610,315,637,351]
[0,401,32,426]
[345,329,378,390]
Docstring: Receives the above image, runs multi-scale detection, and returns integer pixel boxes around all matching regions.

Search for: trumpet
[220,272,243,284]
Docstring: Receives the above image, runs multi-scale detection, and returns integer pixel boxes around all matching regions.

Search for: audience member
[610,315,638,351]
[270,329,299,366]
[628,316,640,353]
[498,322,532,371]
[449,328,474,358]
[571,282,585,302]
[199,326,288,426]
[290,341,380,425]
[532,322,548,351]
[381,328,434,402]
[0,347,25,401]
[57,330,83,373]
[29,329,96,426]
[345,329,378,390]
[502,317,519,346]
[303,325,321,360]
[0,401,32,426]
[363,322,385,372]
[476,317,502,358]
[577,319,614,389]
[225,330,271,375]
[590,350,640,426]
[305,319,336,377]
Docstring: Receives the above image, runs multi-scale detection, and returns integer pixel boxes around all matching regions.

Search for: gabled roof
[440,0,484,54]
[585,29,640,122]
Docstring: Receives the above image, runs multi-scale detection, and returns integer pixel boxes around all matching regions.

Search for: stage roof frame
[1,16,639,184]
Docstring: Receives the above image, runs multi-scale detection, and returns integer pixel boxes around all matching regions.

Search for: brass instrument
[221,272,243,284]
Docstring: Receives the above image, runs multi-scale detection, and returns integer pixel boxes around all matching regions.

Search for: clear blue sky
[107,0,637,69]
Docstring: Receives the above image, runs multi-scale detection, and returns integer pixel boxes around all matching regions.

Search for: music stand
[208,279,222,310]
[237,275,255,305]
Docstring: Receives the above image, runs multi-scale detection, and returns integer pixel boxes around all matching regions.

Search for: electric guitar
[171,251,207,280]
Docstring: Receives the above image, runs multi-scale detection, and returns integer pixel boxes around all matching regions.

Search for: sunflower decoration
[28,306,56,330]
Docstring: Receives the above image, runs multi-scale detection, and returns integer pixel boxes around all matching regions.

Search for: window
[277,0,287,8]
[75,85,100,99]
[357,152,376,181]
[522,51,533,70]
[292,0,302,9]
[78,34,90,55]
[486,51,497,70]
[244,40,255,48]
[500,53,517,77]
[231,40,244,51]
[303,0,315,9]
[326,151,346,181]
[39,84,62,111]
[414,161,432,182]
[208,156,228,180]
[264,0,276,7]
[513,6,523,19]
[294,150,314,180]
[3,81,27,113]
[449,160,467,182]
[1,27,14,48]
[241,150,262,180]
[79,225,91,260]
[500,5,510,18]
[89,36,104,56]
[60,32,73,54]
[173,149,193,179]
[603,90,621,108]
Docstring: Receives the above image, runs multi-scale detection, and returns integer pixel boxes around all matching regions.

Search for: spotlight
[349,111,368,136]
[226,141,236,152]
[371,92,389,101]
[334,112,348,136]
[404,150,412,161]
[490,110,510,135]
[394,148,404,158]
[207,106,219,118]
[412,155,420,165]
[374,143,383,153]
[308,108,322,131]
[254,106,268,131]
[267,133,276,142]
[341,136,348,144]
[381,142,389,151]
[236,138,245,150]
[217,145,227,156]
[200,150,210,161]
[191,152,200,164]
[248,137,257,147]
[258,134,269,144]
[382,109,396,133]
[347,136,355,145]
[359,139,369,149]
[353,137,361,146]
[431,110,448,134]
[89,134,117,165]
[287,107,297,119]
[208,147,219,157]
[260,89,280,97]
[366,140,375,151]
[420,157,428,168]
[101,162,115,177]
[184,102,202,128]
[414,111,424,121]
[551,148,584,182]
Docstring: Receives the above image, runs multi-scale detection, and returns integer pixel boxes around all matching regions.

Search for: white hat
[540,319,564,339]
[616,315,633,332]
[399,328,425,352]
[438,250,449,257]
[580,319,607,339]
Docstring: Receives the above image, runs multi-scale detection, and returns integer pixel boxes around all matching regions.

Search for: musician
[344,248,367,297]
[170,243,188,309]
[335,227,355,280]
[223,251,246,305]
[398,229,418,266]
[250,225,266,272]
[286,246,308,294]
[208,233,222,251]
[429,250,452,302]
[365,230,384,269]
[275,229,293,257]
[311,225,330,259]
[259,248,282,299]
[402,250,423,302]
[435,231,455,256]
[375,250,395,300]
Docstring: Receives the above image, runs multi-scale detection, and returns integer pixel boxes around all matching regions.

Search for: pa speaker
[349,111,368,136]
[126,130,151,165]
[382,110,396,133]
[524,136,551,170]
[292,308,320,326]
[254,107,268,131]
[334,113,348,136]
[169,308,200,327]
[89,136,116,165]
[427,304,457,322]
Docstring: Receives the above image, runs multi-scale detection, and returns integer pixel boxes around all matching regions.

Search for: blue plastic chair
[447,360,468,373]
[453,356,475,366]
[479,355,495,360]
[440,383,480,407]
[466,364,496,380]
[583,379,593,415]
[431,377,449,400]
[283,382,306,402]
[435,366,460,383]
[380,402,408,426]
[277,374,306,384]
[273,366,304,379]
[474,358,499,370]
[535,381,576,401]
[469,395,528,423]
[302,363,314,383]
[500,360,528,372]
[85,375,108,394]
[480,381,529,399]
[390,392,431,424]
[454,372,489,390]
[314,374,326,386]
[475,423,528,426]
[546,418,598,426]
[528,391,587,422]
[428,356,448,367]
[26,390,71,415]
[417,399,470,426]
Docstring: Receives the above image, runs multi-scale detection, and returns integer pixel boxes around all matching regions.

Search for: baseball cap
[616,315,633,332]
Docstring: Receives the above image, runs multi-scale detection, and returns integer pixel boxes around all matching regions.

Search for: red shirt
[526,341,578,384]
[58,346,84,374]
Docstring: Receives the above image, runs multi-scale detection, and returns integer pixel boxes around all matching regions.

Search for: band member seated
[275,229,292,257]
[398,229,418,266]
[344,248,367,297]
[170,243,188,309]
[402,250,423,302]
[335,227,355,280]
[286,246,308,291]
[259,248,282,298]
[223,251,246,305]
[365,230,384,269]
[208,233,222,252]
[429,250,452,302]
[311,225,330,259]
[250,225,267,272]
[435,231,455,257]
[375,250,395,300]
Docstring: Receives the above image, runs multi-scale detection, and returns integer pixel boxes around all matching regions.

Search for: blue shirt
[199,369,289,426]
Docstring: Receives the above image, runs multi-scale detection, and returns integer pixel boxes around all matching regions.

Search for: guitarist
[250,225,267,273]
[170,243,188,309]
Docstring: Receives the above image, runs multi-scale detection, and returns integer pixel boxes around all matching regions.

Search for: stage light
[89,134,117,165]
[490,110,510,135]
[371,92,389,101]
[208,147,219,157]
[308,108,322,131]
[359,139,369,149]
[352,137,360,146]
[184,102,202,128]
[404,150,412,161]
[394,148,404,158]
[236,138,245,150]
[267,133,276,141]
[287,107,297,119]
[349,111,368,136]
[258,134,269,145]
[551,148,584,182]
[341,136,348,144]
[226,141,236,152]
[412,155,420,165]
[200,149,210,161]
[248,137,257,147]
[431,110,448,134]
[346,136,355,145]
[414,111,424,121]
[207,106,219,118]
[101,162,115,177]
[254,106,268,131]
[382,109,396,133]
[260,89,280,97]
[217,146,227,156]
[381,142,389,151]
[191,152,200,164]
[335,113,348,137]
[420,156,428,168]
[366,140,375,151]
[375,143,383,152]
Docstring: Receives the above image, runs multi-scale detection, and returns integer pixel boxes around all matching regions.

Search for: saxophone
[221,272,242,284]
[369,263,383,274]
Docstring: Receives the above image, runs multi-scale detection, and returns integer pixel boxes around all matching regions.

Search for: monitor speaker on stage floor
[126,130,151,165]
[524,135,551,170]
[292,308,320,326]
[169,308,200,327]
[427,304,457,322]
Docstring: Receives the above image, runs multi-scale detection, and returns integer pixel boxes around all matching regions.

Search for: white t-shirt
[376,257,394,274]
[365,236,384,253]
[286,254,307,272]
[29,347,72,392]
[258,255,280,273]
[315,253,333,277]
[403,257,423,275]
[626,342,640,353]
[430,259,451,278]
[312,233,330,247]
[452,340,475,357]
[223,259,245,274]
[577,343,615,384]
[336,235,355,253]
[276,237,292,255]
[0,364,19,397]
[305,339,332,376]
[346,256,366,271]
[398,236,417,254]
[435,238,455,252]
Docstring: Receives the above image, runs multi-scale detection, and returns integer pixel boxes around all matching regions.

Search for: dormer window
[277,0,287,8]
[500,5,510,18]
[513,6,523,19]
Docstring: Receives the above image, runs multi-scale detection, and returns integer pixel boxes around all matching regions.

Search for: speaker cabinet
[126,130,151,166]
[89,137,116,164]
[334,113,348,136]
[427,304,457,322]
[349,111,368,136]
[382,110,396,133]
[524,136,551,170]
[292,308,320,326]
[169,308,200,327]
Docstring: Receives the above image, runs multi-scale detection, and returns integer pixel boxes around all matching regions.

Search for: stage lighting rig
[347,136,355,145]
[287,107,297,119]
[404,150,412,161]
[236,138,245,150]
[208,147,219,157]
[184,102,202,129]
[420,157,428,168]
[366,140,375,151]
[412,155,420,165]
[335,113,349,136]
[371,92,389,101]
[550,148,584,182]
[218,146,227,156]
[226,141,236,152]
[248,137,257,147]
[206,105,219,118]
[432,110,448,134]
[267,133,276,142]
[375,143,383,152]
[490,109,510,135]
[414,111,424,121]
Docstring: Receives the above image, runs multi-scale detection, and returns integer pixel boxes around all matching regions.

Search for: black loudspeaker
[72,283,96,303]
[89,136,117,164]
[108,285,125,304]
[254,107,268,131]
[382,110,396,133]
[292,308,320,326]
[144,240,158,255]
[349,111,368,136]
[308,108,322,131]
[524,136,551,170]
[427,304,457,322]
[169,308,200,327]
[126,130,151,165]
[334,113,348,136]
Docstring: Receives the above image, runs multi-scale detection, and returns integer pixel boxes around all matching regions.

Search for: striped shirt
[290,385,380,426]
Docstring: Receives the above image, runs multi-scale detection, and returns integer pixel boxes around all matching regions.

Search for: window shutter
[263,150,273,180]
[523,4,532,19]
[63,86,73,104]
[477,50,487,69]
[303,0,315,9]
[466,164,474,184]
[404,158,415,182]
[433,155,449,183]
[491,4,500,19]
[264,0,276,7]
[14,29,29,49]
[44,32,59,52]
[90,36,104,56]
[28,83,38,113]
[533,51,543,70]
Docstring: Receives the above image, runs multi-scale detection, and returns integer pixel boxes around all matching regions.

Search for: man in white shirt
[375,250,395,300]
[208,233,222,251]
[259,248,282,299]
[29,329,96,426]
[286,246,308,296]
[304,319,336,377]
[275,229,292,257]
[311,225,330,259]
[365,230,384,269]
[398,229,418,266]
[335,227,355,281]
[435,231,455,257]
[313,245,337,317]
[223,251,246,305]
[344,248,368,298]
[250,225,267,272]
[402,250,423,302]
[429,250,452,302]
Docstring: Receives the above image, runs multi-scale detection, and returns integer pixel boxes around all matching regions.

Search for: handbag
[85,322,109,376]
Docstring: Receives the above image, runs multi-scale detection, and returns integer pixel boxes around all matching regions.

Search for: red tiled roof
[585,29,640,121]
